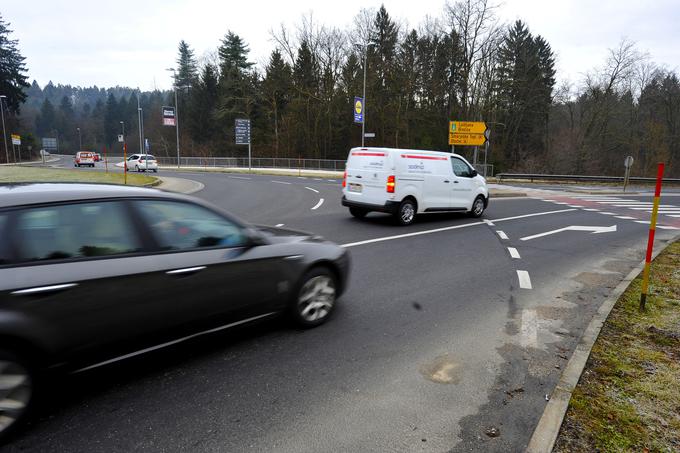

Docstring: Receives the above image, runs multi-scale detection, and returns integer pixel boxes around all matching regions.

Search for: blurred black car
[0,183,349,439]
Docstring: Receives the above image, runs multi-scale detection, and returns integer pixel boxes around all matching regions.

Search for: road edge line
[525,232,680,453]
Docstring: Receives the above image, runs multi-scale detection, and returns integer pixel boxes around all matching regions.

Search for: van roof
[349,147,463,159]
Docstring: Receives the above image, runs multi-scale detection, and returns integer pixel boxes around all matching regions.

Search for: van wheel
[0,348,36,441]
[395,199,416,226]
[349,207,368,219]
[470,195,486,218]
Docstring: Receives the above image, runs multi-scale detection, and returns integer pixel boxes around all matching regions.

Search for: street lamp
[354,44,374,147]
[0,95,8,164]
[166,68,191,168]
[77,127,82,150]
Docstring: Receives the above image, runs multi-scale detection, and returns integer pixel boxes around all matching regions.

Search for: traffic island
[553,239,680,452]
[0,165,157,186]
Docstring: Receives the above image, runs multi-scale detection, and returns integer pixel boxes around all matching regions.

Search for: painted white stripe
[517,270,533,289]
[658,225,680,230]
[271,180,292,185]
[497,231,509,240]
[275,223,285,227]
[669,215,680,218]
[568,205,583,208]
[614,216,636,219]
[340,208,578,248]
[598,200,643,204]
[313,178,323,181]
[508,247,521,259]
[73,312,278,373]
[297,177,307,179]
[599,212,617,215]
[483,219,495,226]
[311,198,324,210]
[228,176,251,180]
[552,202,570,205]
[583,208,600,211]
[520,309,538,347]
[304,186,319,193]
[634,220,650,224]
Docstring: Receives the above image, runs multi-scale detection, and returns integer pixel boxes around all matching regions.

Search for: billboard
[162,106,176,126]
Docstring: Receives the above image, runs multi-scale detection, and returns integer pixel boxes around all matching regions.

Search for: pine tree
[0,14,29,113]
[35,99,56,136]
[187,64,220,144]
[175,40,198,87]
[104,93,119,146]
[262,50,292,156]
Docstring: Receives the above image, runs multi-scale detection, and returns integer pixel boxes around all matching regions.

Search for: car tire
[349,207,368,219]
[152,169,158,173]
[289,267,337,328]
[394,198,416,226]
[135,165,140,172]
[469,195,486,218]
[0,348,37,442]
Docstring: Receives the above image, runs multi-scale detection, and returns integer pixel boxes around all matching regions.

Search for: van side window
[451,157,472,177]
[0,214,8,264]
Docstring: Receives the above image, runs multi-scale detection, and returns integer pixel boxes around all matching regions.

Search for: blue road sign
[354,97,364,124]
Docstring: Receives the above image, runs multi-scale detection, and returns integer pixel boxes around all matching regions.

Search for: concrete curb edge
[525,232,680,453]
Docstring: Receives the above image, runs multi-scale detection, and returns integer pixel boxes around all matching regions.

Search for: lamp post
[77,127,82,150]
[166,68,190,168]
[354,44,372,147]
[0,95,8,164]
[120,121,126,182]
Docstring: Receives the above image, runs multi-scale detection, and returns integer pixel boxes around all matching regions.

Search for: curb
[153,176,205,194]
[525,232,680,452]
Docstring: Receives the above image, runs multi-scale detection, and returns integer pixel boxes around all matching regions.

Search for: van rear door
[345,150,389,205]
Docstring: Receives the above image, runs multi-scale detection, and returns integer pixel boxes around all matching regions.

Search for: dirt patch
[420,354,462,384]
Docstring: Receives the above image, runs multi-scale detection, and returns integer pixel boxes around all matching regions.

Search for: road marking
[614,216,636,220]
[311,198,324,210]
[669,215,680,218]
[658,225,680,230]
[497,231,509,240]
[520,309,538,347]
[228,176,251,180]
[483,219,495,226]
[276,223,285,227]
[520,225,617,241]
[508,247,521,259]
[327,179,337,182]
[583,208,600,211]
[599,212,616,215]
[297,177,307,179]
[272,180,292,185]
[634,220,649,224]
[517,270,533,289]
[341,208,579,248]
[313,178,323,181]
[304,186,319,193]
[567,205,583,208]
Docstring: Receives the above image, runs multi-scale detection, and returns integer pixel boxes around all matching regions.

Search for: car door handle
[166,266,206,276]
[443,180,450,183]
[453,181,459,184]
[11,283,79,296]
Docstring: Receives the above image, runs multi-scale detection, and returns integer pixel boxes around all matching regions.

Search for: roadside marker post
[123,143,127,185]
[103,146,108,173]
[639,162,664,311]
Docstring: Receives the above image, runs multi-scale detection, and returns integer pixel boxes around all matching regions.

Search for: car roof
[0,183,184,209]
[349,147,464,159]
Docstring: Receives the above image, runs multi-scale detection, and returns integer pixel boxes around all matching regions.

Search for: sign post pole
[235,119,251,172]
[123,143,127,185]
[639,162,664,311]
[623,156,634,193]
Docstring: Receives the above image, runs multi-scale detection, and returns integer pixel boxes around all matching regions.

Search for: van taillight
[342,170,347,188]
[386,175,395,193]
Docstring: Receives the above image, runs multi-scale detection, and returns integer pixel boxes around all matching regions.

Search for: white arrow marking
[520,225,617,241]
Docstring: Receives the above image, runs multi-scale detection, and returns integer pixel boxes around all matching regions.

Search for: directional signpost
[449,121,487,146]
[235,119,251,171]
[623,155,634,192]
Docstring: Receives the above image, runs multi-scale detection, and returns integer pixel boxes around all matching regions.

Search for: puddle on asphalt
[420,354,462,384]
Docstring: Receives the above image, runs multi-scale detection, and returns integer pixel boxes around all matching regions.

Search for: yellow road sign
[449,121,486,134]
[449,132,486,146]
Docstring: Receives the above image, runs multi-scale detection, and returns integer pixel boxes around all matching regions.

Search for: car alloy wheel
[0,359,32,437]
[296,274,336,324]
[397,200,416,225]
[471,196,485,217]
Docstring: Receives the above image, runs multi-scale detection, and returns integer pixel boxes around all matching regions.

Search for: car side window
[135,200,248,250]
[0,214,8,264]
[15,201,141,263]
[451,157,472,177]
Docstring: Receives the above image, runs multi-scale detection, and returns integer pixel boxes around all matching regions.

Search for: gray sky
[5,0,680,91]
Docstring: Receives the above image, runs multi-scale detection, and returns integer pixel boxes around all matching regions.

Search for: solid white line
[615,216,636,219]
[297,177,307,179]
[313,178,322,181]
[567,205,583,208]
[228,176,251,180]
[583,208,600,211]
[73,312,278,373]
[634,220,649,224]
[497,230,509,240]
[271,180,292,185]
[483,219,495,226]
[669,215,680,218]
[311,198,324,210]
[520,309,538,347]
[275,223,285,227]
[658,225,680,230]
[599,212,616,215]
[517,270,533,289]
[491,208,578,223]
[304,186,319,193]
[508,247,521,259]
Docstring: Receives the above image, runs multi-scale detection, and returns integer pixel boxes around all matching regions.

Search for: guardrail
[496,173,680,183]
[155,156,346,171]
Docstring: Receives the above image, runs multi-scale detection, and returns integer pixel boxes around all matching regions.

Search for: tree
[187,63,220,145]
[35,99,56,136]
[0,14,29,113]
[262,50,292,156]
[174,40,199,87]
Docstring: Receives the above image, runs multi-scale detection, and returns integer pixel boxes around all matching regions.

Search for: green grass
[0,165,157,186]
[555,240,680,452]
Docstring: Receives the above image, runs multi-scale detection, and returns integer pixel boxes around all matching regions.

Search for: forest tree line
[1,1,679,176]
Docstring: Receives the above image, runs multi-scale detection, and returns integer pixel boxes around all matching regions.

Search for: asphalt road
[5,162,680,452]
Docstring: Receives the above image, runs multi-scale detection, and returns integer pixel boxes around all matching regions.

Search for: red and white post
[639,162,665,311]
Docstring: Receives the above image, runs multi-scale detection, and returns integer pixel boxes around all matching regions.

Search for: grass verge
[0,166,157,186]
[554,238,680,452]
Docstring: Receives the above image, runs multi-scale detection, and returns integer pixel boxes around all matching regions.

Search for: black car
[0,183,349,439]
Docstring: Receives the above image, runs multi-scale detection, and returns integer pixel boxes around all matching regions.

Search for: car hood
[254,225,325,244]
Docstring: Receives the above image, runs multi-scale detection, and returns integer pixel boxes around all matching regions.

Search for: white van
[341,147,489,225]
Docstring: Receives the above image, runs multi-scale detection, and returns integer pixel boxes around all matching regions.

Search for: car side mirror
[245,229,268,247]
[470,169,478,177]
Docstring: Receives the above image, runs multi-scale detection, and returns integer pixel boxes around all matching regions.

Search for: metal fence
[496,173,680,183]
[155,156,346,171]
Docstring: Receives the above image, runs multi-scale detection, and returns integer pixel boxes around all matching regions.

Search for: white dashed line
[568,205,583,208]
[304,187,319,193]
[520,309,538,348]
[271,180,292,185]
[517,270,533,289]
[297,177,307,179]
[313,178,323,181]
[599,212,617,215]
[275,223,285,227]
[228,176,251,180]
[311,198,324,210]
[614,216,636,220]
[497,231,509,240]
[635,220,649,224]
[508,247,521,259]
[583,208,600,211]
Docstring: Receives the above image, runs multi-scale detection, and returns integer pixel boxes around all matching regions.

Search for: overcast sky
[4,0,679,91]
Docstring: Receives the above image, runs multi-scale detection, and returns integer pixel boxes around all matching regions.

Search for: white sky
[5,0,680,91]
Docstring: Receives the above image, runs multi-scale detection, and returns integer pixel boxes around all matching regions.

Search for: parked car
[341,147,489,225]
[74,151,95,167]
[125,154,158,172]
[93,153,101,162]
[0,183,349,440]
